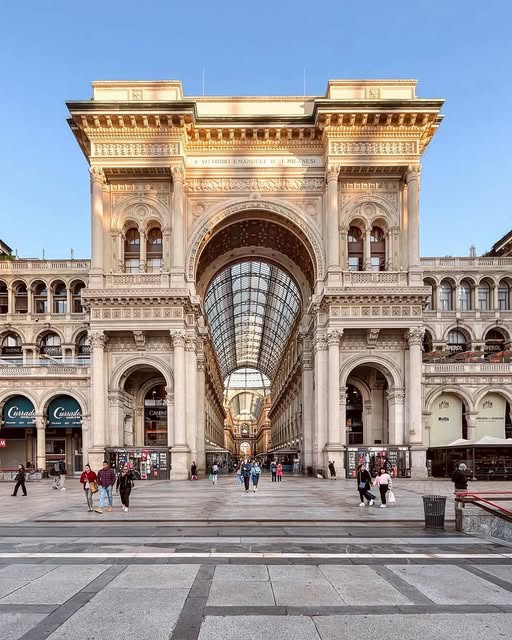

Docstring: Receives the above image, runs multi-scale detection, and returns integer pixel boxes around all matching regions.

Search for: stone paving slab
[207,581,275,606]
[198,614,320,639]
[386,564,512,604]
[213,565,269,581]
[319,565,411,605]
[0,580,30,599]
[104,564,198,589]
[272,581,344,606]
[0,612,47,640]
[474,564,512,585]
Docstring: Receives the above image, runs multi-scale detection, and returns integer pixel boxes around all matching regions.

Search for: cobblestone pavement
[1,476,511,639]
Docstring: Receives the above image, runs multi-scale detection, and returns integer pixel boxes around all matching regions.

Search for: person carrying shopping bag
[80,464,98,512]
[356,463,374,506]
[373,466,393,508]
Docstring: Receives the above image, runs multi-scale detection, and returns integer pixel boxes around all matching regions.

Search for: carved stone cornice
[407,327,425,347]
[88,330,106,349]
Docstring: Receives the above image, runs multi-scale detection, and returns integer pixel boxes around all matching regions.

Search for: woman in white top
[373,467,392,508]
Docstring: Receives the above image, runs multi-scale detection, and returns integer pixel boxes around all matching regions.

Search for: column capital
[327,329,343,346]
[405,165,421,183]
[386,388,406,404]
[170,330,186,348]
[88,330,107,349]
[326,164,340,182]
[171,165,185,184]
[35,416,46,430]
[185,336,196,352]
[313,334,328,352]
[89,166,106,185]
[407,327,425,347]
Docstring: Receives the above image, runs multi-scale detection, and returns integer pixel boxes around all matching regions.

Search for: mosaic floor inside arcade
[0,476,511,640]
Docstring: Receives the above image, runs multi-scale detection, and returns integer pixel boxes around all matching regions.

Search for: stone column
[301,339,314,470]
[196,340,206,474]
[422,411,432,448]
[170,331,189,478]
[364,227,372,270]
[185,336,197,459]
[89,168,105,279]
[108,392,121,446]
[163,226,172,271]
[139,230,146,272]
[171,166,185,271]
[339,226,348,270]
[387,389,405,445]
[35,416,46,471]
[313,333,328,470]
[165,386,175,449]
[326,165,340,269]
[406,166,421,271]
[81,416,90,467]
[465,412,478,441]
[407,327,424,445]
[88,330,107,470]
[325,329,344,473]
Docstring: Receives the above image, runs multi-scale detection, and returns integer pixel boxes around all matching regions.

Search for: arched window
[76,333,90,357]
[424,278,437,311]
[346,384,363,445]
[370,226,385,272]
[423,330,433,354]
[71,282,86,313]
[1,333,22,358]
[459,280,472,311]
[40,333,62,357]
[347,226,363,271]
[52,281,67,314]
[14,282,28,314]
[0,280,7,314]
[144,384,167,446]
[439,281,453,311]
[484,328,506,356]
[124,227,140,273]
[478,281,492,311]
[447,329,467,353]
[498,281,511,311]
[146,227,163,272]
[33,282,48,314]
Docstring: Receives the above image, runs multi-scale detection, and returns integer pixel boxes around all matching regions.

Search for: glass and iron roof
[204,262,301,380]
[229,391,265,422]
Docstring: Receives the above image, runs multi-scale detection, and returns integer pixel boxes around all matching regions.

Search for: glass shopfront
[428,446,512,480]
[346,446,411,478]
[106,447,170,480]
[46,396,83,473]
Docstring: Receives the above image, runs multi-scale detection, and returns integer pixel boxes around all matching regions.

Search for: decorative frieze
[330,305,423,317]
[330,141,417,155]
[184,177,325,193]
[91,142,180,157]
[91,307,183,321]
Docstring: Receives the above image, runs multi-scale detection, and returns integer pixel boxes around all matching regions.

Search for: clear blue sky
[1,0,510,259]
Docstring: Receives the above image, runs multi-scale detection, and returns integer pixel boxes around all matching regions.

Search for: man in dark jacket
[451,463,468,490]
[241,459,252,493]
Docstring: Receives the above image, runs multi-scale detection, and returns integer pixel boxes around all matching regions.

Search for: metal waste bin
[422,495,447,530]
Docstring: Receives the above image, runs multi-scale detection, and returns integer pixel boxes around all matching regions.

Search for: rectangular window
[73,299,83,313]
[147,258,163,272]
[348,257,360,271]
[124,259,140,273]
[53,300,67,314]
[478,289,490,311]
[35,300,48,314]
[370,257,383,272]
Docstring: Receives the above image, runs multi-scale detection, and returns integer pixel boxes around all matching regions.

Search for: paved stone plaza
[1,476,512,639]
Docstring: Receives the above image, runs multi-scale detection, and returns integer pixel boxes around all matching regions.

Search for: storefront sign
[186,155,323,168]
[2,396,36,427]
[47,396,82,427]
[0,439,6,448]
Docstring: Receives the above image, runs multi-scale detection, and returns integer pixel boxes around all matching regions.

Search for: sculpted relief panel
[184,177,325,193]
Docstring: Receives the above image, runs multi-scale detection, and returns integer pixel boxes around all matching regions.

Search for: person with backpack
[251,460,262,492]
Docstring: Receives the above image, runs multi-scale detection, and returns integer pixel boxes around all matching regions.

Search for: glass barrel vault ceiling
[204,261,301,381]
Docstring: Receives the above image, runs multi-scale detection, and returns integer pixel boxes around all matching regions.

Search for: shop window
[71,282,85,313]
[33,282,48,314]
[146,227,163,272]
[52,282,67,314]
[14,282,28,314]
[478,281,491,311]
[439,281,453,311]
[0,280,7,314]
[144,384,167,446]
[40,333,62,357]
[498,283,511,310]
[370,226,385,272]
[347,226,363,271]
[459,281,472,311]
[447,329,467,354]
[124,227,140,273]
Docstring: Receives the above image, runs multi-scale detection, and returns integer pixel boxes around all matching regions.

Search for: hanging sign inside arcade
[47,397,82,427]
[2,396,36,427]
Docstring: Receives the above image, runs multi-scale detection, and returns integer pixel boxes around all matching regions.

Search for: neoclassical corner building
[1,79,511,480]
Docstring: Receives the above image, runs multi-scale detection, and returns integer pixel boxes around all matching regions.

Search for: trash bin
[422,495,447,530]
[307,466,313,477]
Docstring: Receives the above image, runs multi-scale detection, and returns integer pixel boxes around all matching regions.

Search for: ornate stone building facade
[1,79,511,479]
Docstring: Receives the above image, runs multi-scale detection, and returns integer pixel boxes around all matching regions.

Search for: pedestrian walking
[276,462,283,482]
[95,461,116,513]
[211,463,219,485]
[80,464,97,512]
[51,461,60,490]
[270,460,277,482]
[451,463,469,491]
[241,458,252,492]
[373,466,392,508]
[356,463,374,506]
[235,463,242,486]
[251,461,261,492]
[190,461,198,480]
[11,464,27,497]
[57,460,67,490]
[116,465,134,511]
[328,460,336,480]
